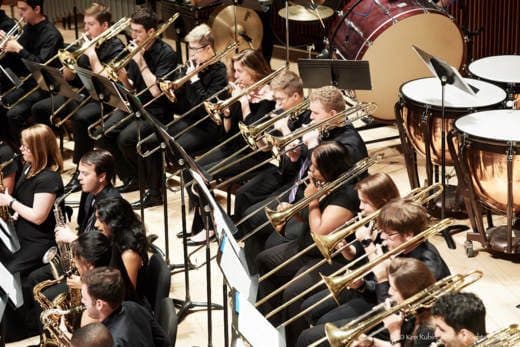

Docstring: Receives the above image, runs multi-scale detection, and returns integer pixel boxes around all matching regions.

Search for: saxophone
[0,152,20,253]
[40,305,85,347]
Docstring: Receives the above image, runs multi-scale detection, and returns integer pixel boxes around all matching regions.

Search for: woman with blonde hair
[0,123,64,275]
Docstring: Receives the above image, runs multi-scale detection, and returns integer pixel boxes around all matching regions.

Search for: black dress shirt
[103,301,171,347]
[126,38,177,118]
[77,184,120,234]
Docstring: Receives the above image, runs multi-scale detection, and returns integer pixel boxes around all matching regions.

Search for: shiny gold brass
[473,324,520,347]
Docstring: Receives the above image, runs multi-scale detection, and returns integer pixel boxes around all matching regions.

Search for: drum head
[455,110,520,142]
[355,12,463,121]
[469,55,520,85]
[401,78,507,110]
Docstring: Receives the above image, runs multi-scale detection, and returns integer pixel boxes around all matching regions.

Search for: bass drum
[330,0,464,121]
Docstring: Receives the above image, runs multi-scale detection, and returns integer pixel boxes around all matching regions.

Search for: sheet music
[0,262,23,308]
[233,290,286,347]
[0,293,6,321]
[0,218,20,253]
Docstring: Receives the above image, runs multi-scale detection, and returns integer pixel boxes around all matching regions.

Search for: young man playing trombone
[95,6,177,207]
[0,0,63,148]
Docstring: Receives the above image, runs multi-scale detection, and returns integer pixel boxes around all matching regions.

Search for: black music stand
[297,59,371,90]
[412,45,477,250]
[0,64,21,88]
[120,90,224,346]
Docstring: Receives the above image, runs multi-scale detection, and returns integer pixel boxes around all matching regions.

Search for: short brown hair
[355,173,400,210]
[71,322,114,347]
[309,86,346,113]
[270,70,303,97]
[20,124,63,177]
[388,258,435,300]
[84,2,111,25]
[185,24,214,49]
[377,199,430,235]
[232,49,271,82]
[81,267,125,309]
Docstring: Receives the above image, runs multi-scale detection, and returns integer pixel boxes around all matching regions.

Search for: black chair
[157,297,178,347]
[144,252,171,315]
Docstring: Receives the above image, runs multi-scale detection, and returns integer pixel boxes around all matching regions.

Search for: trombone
[266,218,454,327]
[0,18,24,60]
[317,270,483,347]
[203,65,287,125]
[102,13,180,82]
[472,324,520,347]
[256,184,444,301]
[2,18,131,111]
[89,41,238,140]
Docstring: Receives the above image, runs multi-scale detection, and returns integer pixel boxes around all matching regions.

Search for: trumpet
[318,270,483,347]
[265,101,377,160]
[58,17,131,70]
[473,324,520,347]
[0,18,24,60]
[256,184,444,304]
[159,41,238,103]
[103,13,180,82]
[203,66,287,125]
[238,98,310,149]
[268,218,454,327]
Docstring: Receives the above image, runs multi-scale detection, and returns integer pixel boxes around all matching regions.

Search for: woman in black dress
[0,124,63,275]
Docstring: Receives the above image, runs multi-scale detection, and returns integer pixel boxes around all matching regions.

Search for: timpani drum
[398,77,506,168]
[450,110,520,254]
[330,0,464,121]
[468,55,520,108]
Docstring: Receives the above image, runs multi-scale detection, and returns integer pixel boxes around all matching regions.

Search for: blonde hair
[21,124,63,177]
[270,70,303,97]
[84,2,111,25]
[185,24,215,49]
[309,86,346,112]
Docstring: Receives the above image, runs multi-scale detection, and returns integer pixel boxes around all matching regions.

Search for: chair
[144,252,171,315]
[157,297,178,347]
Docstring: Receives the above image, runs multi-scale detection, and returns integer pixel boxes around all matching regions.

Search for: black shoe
[116,178,139,193]
[131,191,163,209]
[176,231,193,238]
[64,171,81,193]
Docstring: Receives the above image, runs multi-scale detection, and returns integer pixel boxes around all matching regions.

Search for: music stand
[0,263,23,309]
[0,64,21,88]
[412,45,475,249]
[297,59,371,90]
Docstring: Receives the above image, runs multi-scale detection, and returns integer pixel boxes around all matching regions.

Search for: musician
[187,48,275,245]
[80,267,170,347]
[43,2,125,190]
[296,199,450,346]
[238,85,367,265]
[352,258,437,347]
[55,149,120,244]
[0,0,63,148]
[0,124,63,342]
[134,23,227,209]
[431,292,487,347]
[0,1,15,34]
[95,6,177,197]
[71,322,114,347]
[232,70,310,219]
[94,197,149,304]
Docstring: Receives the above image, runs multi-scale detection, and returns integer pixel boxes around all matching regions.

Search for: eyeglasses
[382,230,401,238]
[188,44,208,52]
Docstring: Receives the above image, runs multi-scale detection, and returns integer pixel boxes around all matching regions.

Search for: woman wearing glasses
[0,123,63,276]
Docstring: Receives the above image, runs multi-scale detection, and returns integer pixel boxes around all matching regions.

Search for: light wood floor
[6,12,520,347]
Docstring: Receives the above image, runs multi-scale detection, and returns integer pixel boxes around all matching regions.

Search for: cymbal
[278,4,334,21]
[210,6,263,53]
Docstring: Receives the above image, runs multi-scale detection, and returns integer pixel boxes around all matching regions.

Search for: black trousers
[2,88,49,148]
[96,110,158,185]
[71,102,103,164]
[31,94,79,128]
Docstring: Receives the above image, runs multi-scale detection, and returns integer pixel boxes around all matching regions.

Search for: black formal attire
[0,19,63,147]
[239,124,368,273]
[103,301,171,347]
[296,241,450,347]
[141,61,227,196]
[255,183,360,345]
[232,109,312,219]
[0,141,19,256]
[0,10,16,94]
[96,39,177,185]
[77,184,120,234]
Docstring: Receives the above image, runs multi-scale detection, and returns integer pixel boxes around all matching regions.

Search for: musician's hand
[372,257,390,282]
[356,225,377,242]
[277,202,292,212]
[304,178,319,197]
[352,334,374,347]
[66,275,82,289]
[132,50,145,69]
[4,39,22,53]
[0,191,13,207]
[0,30,6,40]
[286,141,301,162]
[302,128,320,149]
[84,43,97,58]
[186,60,200,83]
[55,225,77,243]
